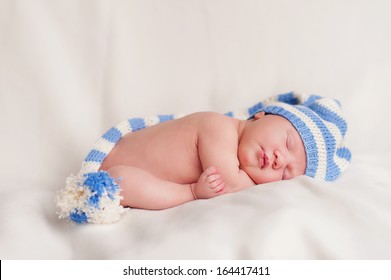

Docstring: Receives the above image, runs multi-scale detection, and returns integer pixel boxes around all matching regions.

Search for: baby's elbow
[225,171,255,192]
[223,184,248,194]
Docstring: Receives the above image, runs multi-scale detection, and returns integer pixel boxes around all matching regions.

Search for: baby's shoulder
[187,111,232,124]
[186,111,238,133]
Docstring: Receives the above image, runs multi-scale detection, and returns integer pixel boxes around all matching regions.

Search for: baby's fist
[192,166,225,199]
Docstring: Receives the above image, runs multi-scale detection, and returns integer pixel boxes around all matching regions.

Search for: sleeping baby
[57,92,351,223]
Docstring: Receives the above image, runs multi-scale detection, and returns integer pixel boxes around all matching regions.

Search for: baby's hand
[191,166,226,199]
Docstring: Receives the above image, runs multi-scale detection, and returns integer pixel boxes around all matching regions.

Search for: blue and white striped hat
[246,92,352,182]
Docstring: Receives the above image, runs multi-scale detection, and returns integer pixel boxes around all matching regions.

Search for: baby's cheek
[238,147,255,166]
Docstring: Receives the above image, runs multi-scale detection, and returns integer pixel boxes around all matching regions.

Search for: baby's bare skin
[100,112,253,209]
[101,113,215,185]
[100,112,306,210]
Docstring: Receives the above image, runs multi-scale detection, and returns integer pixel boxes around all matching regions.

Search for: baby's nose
[272,150,285,169]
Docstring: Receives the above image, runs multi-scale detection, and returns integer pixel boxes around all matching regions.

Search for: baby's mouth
[258,147,269,169]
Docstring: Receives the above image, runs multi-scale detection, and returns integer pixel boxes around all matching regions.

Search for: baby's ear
[253,111,266,120]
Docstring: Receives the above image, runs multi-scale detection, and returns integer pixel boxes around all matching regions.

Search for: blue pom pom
[83,171,119,208]
[70,210,88,224]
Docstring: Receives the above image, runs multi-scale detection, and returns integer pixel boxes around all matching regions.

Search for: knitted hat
[242,92,352,181]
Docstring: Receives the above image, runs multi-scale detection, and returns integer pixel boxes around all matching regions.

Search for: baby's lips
[258,148,263,168]
[263,152,269,168]
[258,147,269,169]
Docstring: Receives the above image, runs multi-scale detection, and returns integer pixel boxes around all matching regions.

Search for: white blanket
[1,0,391,259]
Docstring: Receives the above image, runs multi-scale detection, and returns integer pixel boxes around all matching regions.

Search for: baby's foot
[192,166,226,199]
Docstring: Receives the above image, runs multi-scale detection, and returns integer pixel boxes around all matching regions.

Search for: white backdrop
[1,0,391,259]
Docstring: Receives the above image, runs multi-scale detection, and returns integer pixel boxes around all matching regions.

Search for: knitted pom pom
[56,171,127,224]
[57,115,177,224]
[84,171,120,206]
[70,210,88,224]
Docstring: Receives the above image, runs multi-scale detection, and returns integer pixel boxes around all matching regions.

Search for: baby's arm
[197,114,255,193]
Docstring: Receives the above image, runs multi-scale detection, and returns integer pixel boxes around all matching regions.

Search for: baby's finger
[209,178,224,189]
[214,183,225,193]
[215,185,225,194]
[207,174,221,184]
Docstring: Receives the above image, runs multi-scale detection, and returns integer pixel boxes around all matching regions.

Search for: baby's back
[101,113,213,184]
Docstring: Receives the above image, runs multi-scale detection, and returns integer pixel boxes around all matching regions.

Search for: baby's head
[238,92,351,183]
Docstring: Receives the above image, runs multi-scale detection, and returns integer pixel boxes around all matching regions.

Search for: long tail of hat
[79,114,181,175]
[56,114,183,224]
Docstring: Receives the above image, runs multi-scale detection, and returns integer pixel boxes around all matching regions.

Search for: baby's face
[238,113,306,184]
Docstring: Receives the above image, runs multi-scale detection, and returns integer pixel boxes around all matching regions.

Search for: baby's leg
[192,166,226,199]
[107,165,194,210]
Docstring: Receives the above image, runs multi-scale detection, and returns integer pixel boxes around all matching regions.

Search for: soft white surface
[1,0,391,259]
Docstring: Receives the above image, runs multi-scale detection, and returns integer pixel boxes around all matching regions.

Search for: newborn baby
[100,111,306,210]
[57,92,351,223]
